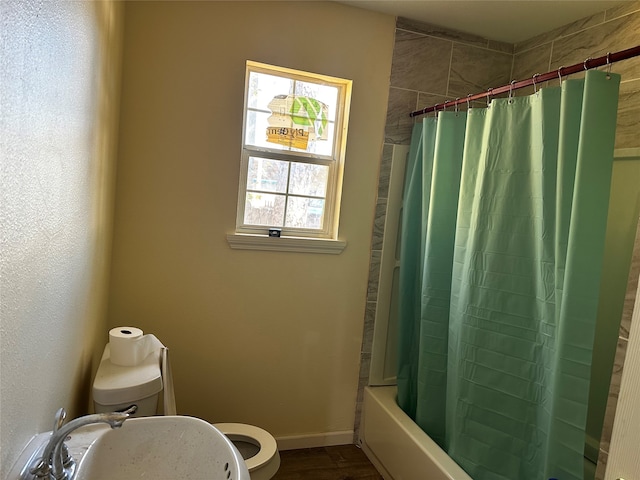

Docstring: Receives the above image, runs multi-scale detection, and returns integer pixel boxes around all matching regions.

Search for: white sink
[73,416,249,480]
[9,415,250,480]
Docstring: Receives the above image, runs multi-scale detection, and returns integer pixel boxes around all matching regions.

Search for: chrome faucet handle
[119,404,138,416]
[29,407,138,480]
[29,459,50,478]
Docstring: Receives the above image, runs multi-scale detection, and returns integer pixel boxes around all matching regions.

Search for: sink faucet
[29,405,137,480]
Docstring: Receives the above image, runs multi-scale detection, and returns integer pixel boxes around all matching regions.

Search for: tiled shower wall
[511,2,640,150]
[355,4,640,477]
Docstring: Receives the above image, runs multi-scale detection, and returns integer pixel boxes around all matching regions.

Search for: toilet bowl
[92,343,280,480]
[213,423,280,480]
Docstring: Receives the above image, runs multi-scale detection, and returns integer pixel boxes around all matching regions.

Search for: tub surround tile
[390,30,452,94]
[371,201,387,251]
[396,17,488,49]
[354,302,376,438]
[514,11,606,54]
[595,448,608,480]
[385,126,413,146]
[466,101,489,111]
[448,43,513,98]
[377,144,393,200]
[512,43,553,77]
[352,351,372,440]
[550,12,640,81]
[512,44,553,97]
[416,92,449,114]
[615,79,640,150]
[362,302,376,355]
[605,1,640,21]
[487,40,514,55]
[386,87,418,145]
[366,251,381,302]
[358,352,372,388]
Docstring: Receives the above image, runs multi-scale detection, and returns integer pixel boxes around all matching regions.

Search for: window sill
[226,233,347,254]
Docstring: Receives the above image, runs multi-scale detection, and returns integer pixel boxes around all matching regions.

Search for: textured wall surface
[0,1,122,476]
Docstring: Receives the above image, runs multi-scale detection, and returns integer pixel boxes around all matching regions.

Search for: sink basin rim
[72,415,249,480]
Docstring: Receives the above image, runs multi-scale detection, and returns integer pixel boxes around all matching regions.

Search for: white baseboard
[275,430,354,451]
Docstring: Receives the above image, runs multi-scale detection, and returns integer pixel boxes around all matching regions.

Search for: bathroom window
[231,61,352,249]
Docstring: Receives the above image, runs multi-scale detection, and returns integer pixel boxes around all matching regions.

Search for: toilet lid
[213,423,278,472]
[93,344,162,405]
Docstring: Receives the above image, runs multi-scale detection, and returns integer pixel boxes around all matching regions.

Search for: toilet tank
[93,344,163,416]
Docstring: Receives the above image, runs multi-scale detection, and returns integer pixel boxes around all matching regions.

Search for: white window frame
[228,61,351,253]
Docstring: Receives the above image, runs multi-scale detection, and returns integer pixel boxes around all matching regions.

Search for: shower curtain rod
[409,44,640,117]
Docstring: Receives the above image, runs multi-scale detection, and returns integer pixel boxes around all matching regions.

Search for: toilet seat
[213,423,280,479]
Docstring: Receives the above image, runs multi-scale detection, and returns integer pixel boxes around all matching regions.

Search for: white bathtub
[361,386,472,480]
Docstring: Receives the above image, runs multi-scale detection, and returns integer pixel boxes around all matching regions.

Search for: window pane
[244,193,285,226]
[294,81,339,122]
[247,157,289,193]
[289,162,328,197]
[247,72,293,111]
[245,110,286,151]
[285,197,325,229]
[290,121,335,156]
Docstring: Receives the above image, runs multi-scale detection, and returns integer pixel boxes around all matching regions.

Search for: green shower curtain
[397,70,620,480]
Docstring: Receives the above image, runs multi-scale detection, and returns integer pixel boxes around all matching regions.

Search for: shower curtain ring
[467,94,472,110]
[487,88,493,107]
[606,52,612,78]
[584,57,592,71]
[508,80,516,103]
[455,98,460,114]
[532,73,541,93]
[557,66,565,85]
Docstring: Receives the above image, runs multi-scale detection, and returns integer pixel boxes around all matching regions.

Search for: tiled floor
[272,444,383,480]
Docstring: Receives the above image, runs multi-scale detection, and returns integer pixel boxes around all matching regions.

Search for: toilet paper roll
[109,327,160,366]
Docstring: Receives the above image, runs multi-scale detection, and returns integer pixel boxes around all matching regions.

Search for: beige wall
[0,0,123,476]
[108,1,395,441]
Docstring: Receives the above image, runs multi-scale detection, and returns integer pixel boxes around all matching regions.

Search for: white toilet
[92,344,280,480]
